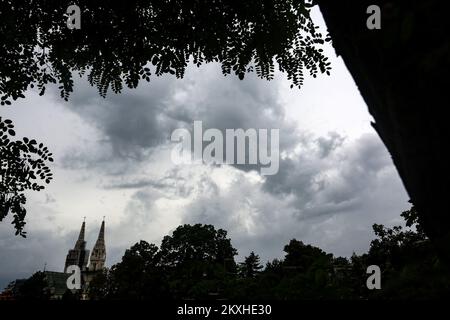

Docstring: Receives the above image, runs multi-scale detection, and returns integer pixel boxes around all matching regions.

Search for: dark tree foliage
[87,269,109,300]
[61,288,82,300]
[0,0,331,104]
[160,224,237,269]
[238,251,263,278]
[16,271,50,300]
[87,224,238,300]
[360,205,450,299]
[105,241,169,299]
[283,239,332,272]
[0,117,54,237]
[401,204,425,236]
[159,224,237,299]
[368,205,427,271]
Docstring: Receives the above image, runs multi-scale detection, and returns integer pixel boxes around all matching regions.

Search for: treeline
[84,205,449,300]
[18,206,450,300]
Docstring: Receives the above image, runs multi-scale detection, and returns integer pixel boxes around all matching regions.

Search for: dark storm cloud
[59,64,299,176]
[176,132,408,260]
[316,132,346,158]
[61,76,177,162]
[263,133,396,217]
[103,167,199,199]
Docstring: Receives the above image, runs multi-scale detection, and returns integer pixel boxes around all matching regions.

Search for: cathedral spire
[65,219,90,272]
[97,218,105,242]
[73,219,87,251]
[89,219,106,271]
[77,220,85,241]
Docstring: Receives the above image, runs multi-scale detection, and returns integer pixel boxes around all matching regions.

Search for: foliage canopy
[0,0,331,104]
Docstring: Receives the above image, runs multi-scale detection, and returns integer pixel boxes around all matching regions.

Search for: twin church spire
[89,220,106,271]
[64,219,106,272]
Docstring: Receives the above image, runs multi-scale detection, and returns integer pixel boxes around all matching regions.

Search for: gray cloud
[316,132,346,158]
[174,133,408,262]
[59,64,299,175]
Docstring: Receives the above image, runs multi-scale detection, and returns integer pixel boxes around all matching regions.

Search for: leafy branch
[0,117,54,237]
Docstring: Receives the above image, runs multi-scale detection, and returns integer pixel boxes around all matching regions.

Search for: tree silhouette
[159,224,237,298]
[238,251,263,278]
[105,240,169,299]
[362,205,450,299]
[0,117,54,236]
[16,271,50,300]
[284,239,332,272]
[85,269,109,300]
[0,0,331,105]
[160,224,237,270]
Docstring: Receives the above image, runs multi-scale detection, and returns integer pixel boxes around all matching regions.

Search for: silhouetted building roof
[44,271,70,299]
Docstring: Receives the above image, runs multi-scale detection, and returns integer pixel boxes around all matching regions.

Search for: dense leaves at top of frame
[0,117,54,237]
[0,0,331,103]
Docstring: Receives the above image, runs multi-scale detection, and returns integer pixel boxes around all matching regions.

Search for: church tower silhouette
[64,219,106,272]
[64,220,89,272]
[89,219,106,271]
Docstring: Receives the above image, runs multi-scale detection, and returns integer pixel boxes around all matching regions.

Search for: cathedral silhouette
[64,219,106,273]
[27,219,107,299]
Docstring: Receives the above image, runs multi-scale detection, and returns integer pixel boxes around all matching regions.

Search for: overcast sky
[0,10,410,290]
